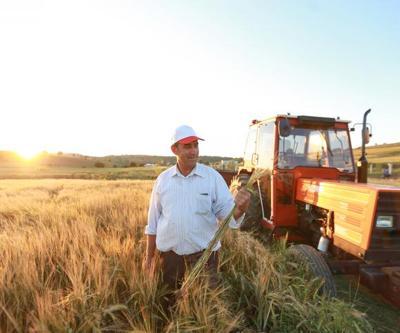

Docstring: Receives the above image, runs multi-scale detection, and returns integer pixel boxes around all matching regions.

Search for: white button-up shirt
[145,163,244,255]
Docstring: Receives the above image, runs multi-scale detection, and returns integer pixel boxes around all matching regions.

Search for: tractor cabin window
[278,131,306,169]
[278,127,354,172]
[244,126,258,166]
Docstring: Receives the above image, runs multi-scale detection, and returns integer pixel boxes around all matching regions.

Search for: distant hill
[97,155,241,167]
[353,141,400,178]
[0,151,241,168]
[353,142,400,164]
[1,141,398,171]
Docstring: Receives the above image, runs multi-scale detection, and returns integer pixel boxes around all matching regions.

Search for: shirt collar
[171,163,206,178]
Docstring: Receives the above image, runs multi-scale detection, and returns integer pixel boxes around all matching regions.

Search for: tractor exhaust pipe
[357,109,371,183]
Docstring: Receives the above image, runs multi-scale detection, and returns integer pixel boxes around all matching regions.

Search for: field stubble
[0,179,385,332]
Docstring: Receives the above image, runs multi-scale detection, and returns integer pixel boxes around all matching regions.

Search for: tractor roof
[252,114,351,126]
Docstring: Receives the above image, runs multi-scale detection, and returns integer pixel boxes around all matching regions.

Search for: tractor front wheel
[288,244,337,297]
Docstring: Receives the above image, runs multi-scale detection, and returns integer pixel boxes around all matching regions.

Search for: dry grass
[368,178,400,187]
[0,166,166,180]
[0,179,164,331]
[0,179,374,332]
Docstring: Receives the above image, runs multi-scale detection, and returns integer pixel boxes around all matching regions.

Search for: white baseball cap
[171,125,204,146]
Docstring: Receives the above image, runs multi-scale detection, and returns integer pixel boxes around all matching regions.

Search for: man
[143,125,250,293]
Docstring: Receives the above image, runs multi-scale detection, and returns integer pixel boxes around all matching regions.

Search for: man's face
[172,140,199,170]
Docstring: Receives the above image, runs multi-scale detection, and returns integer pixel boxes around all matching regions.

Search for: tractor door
[243,125,258,171]
[242,121,274,221]
[255,122,274,219]
[272,121,299,227]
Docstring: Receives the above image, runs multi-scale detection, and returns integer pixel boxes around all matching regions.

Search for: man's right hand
[143,234,156,276]
[142,256,154,275]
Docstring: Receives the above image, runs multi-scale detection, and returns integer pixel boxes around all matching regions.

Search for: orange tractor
[221,110,400,304]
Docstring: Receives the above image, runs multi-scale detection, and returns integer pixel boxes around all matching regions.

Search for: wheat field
[0,179,374,332]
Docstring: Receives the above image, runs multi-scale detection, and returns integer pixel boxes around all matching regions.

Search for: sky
[1,0,399,158]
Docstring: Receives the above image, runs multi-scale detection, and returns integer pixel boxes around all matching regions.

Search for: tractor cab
[241,115,356,228]
[244,115,355,173]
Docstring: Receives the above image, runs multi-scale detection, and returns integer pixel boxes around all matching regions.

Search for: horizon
[2,139,399,161]
[0,148,243,159]
[2,135,400,160]
[1,1,399,157]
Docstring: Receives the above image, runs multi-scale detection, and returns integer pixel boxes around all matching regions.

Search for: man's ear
[171,144,177,155]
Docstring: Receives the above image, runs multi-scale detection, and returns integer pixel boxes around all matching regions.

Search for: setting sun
[16,149,40,161]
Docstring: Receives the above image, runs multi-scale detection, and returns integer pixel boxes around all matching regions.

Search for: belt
[160,249,217,260]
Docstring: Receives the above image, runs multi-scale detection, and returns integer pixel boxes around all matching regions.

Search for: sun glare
[16,149,39,161]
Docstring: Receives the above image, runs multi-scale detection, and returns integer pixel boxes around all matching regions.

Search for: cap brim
[177,136,204,144]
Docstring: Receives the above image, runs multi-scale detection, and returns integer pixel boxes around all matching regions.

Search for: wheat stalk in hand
[180,169,267,291]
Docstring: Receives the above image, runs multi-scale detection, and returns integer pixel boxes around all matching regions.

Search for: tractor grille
[367,191,400,261]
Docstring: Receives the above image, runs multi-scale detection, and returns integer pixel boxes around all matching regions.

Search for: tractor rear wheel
[229,174,262,232]
[288,244,337,297]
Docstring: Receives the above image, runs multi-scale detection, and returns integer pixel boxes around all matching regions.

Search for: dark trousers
[159,250,219,308]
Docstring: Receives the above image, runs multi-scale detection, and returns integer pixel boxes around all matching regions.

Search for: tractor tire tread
[289,244,337,297]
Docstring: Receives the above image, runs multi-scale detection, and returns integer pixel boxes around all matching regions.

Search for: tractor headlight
[376,215,394,228]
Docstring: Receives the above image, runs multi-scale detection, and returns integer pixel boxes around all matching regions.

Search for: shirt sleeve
[228,213,245,229]
[144,178,161,235]
[212,171,244,229]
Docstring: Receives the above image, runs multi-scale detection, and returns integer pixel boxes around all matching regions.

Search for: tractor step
[359,265,400,307]
[359,266,387,293]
